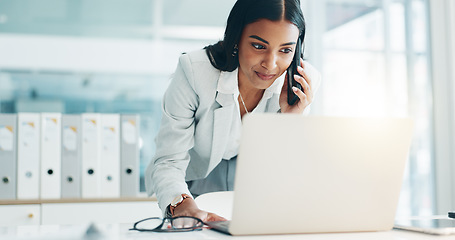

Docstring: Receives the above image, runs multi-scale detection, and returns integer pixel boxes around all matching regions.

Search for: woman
[146,0,321,222]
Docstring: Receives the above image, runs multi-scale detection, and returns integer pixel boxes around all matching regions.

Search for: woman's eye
[252,43,265,49]
[281,48,293,54]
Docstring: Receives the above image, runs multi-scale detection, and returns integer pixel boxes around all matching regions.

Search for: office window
[303,0,433,216]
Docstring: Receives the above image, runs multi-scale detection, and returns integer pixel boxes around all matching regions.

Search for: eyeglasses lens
[136,218,165,230]
[171,217,202,229]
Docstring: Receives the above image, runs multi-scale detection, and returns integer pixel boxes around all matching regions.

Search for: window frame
[429,0,455,215]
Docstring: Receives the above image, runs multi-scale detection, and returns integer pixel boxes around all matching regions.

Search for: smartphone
[287,38,303,105]
[394,219,455,235]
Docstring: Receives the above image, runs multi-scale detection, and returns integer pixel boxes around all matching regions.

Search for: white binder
[0,114,17,200]
[120,114,140,197]
[81,113,101,198]
[17,113,41,199]
[40,113,62,199]
[99,114,120,198]
[61,115,82,199]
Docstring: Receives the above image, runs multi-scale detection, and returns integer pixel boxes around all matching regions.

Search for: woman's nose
[261,52,278,70]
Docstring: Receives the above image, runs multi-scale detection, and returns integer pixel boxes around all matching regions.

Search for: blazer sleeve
[145,53,199,215]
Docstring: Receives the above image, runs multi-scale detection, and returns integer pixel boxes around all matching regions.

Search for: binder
[17,113,41,199]
[120,114,140,197]
[81,113,101,198]
[99,114,120,198]
[40,113,62,199]
[0,114,17,200]
[61,115,82,199]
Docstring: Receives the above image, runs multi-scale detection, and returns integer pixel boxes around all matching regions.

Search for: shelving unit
[0,0,233,228]
[0,197,160,226]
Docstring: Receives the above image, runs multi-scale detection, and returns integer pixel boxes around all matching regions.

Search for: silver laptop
[207,113,414,235]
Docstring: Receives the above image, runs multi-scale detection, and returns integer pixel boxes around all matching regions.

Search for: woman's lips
[256,72,276,81]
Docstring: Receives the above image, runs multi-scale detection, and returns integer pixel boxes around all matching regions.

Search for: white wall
[0,34,203,75]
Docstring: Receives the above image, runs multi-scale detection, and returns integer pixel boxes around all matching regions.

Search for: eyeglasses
[129,216,205,232]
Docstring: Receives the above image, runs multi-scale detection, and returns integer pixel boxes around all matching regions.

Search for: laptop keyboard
[216,221,230,228]
[207,220,231,232]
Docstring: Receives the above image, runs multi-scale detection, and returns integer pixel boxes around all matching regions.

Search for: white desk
[1,223,455,240]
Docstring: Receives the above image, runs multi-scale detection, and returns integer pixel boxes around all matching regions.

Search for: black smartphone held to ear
[287,38,303,105]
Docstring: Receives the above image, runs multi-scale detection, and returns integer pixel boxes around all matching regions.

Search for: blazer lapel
[207,70,238,174]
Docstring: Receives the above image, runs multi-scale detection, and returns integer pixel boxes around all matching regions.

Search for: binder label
[0,125,14,151]
[103,126,117,151]
[21,122,37,148]
[43,117,59,142]
[83,119,97,144]
[63,126,78,151]
[122,120,137,144]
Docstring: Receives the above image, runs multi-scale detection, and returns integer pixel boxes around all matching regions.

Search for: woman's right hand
[172,198,227,222]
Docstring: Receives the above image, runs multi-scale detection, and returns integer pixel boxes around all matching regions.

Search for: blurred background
[0,0,453,217]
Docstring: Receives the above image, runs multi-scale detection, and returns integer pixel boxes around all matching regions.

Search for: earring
[232,44,238,57]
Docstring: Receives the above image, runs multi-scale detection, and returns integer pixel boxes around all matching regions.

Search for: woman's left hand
[279,60,314,114]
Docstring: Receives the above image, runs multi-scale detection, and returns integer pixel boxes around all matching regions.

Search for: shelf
[0,196,157,205]
[0,197,161,226]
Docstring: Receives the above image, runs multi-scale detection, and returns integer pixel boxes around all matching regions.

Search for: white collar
[217,68,284,100]
[217,68,239,94]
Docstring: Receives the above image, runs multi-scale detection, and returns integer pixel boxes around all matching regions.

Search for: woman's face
[237,19,300,90]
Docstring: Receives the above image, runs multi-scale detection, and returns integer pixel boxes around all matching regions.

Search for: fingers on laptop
[205,212,227,222]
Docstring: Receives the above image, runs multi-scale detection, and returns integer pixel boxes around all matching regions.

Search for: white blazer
[145,49,321,214]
